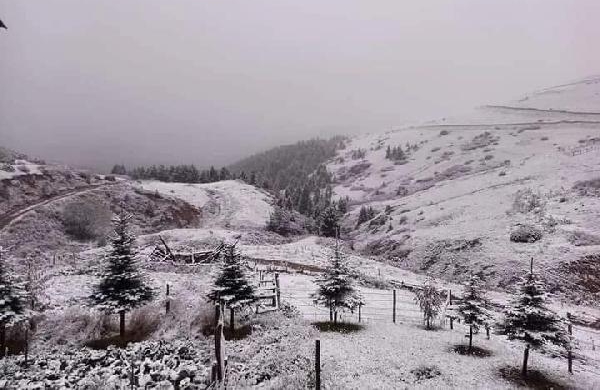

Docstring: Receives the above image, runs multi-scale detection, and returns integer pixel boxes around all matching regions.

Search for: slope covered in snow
[328,76,600,298]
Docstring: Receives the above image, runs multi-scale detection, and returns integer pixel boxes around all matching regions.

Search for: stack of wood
[149,236,226,265]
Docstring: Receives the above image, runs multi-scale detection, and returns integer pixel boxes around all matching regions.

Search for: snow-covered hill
[138,180,274,230]
[328,77,600,298]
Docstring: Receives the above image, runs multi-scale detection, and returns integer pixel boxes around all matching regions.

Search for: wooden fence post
[358,303,362,323]
[392,290,396,324]
[275,273,281,309]
[214,303,225,382]
[24,327,28,366]
[568,322,573,374]
[165,283,170,314]
[315,339,321,390]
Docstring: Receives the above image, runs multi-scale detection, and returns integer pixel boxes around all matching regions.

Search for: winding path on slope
[0,182,117,231]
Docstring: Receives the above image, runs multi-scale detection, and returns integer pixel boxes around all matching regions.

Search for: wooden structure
[149,236,226,264]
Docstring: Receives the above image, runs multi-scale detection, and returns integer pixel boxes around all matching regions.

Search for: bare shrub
[512,188,544,214]
[62,200,112,240]
[39,306,115,347]
[127,305,161,340]
[510,224,543,243]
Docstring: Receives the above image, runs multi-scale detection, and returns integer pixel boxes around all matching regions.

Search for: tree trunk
[230,308,235,333]
[119,311,126,339]
[0,323,5,358]
[334,311,338,324]
[426,317,430,330]
[469,325,473,352]
[522,345,530,377]
[329,301,333,322]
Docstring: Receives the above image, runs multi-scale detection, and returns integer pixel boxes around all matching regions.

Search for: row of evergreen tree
[114,164,245,184]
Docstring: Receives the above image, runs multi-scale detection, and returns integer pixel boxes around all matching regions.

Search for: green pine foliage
[207,245,257,308]
[458,274,492,349]
[458,274,491,330]
[313,243,362,323]
[129,164,233,184]
[320,206,340,238]
[502,270,567,348]
[501,265,568,375]
[356,206,377,227]
[90,214,154,313]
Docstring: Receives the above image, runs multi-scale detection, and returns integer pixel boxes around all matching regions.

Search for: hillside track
[0,182,118,231]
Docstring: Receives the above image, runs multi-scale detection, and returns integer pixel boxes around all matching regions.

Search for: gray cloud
[1,0,599,170]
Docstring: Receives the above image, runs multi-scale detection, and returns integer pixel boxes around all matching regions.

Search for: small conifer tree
[313,242,362,323]
[458,274,491,352]
[207,245,257,331]
[502,259,567,377]
[320,206,339,238]
[90,213,154,338]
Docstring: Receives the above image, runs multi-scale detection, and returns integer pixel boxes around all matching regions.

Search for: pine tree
[90,213,154,338]
[414,278,443,330]
[320,206,339,238]
[458,274,491,352]
[502,259,567,377]
[313,242,362,323]
[0,247,27,357]
[207,245,257,331]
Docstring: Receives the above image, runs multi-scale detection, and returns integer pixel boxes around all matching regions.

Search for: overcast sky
[1,1,599,170]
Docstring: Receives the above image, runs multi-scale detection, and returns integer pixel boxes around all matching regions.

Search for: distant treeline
[112,164,240,184]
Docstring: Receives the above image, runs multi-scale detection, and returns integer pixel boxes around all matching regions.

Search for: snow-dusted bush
[568,230,600,246]
[512,188,545,214]
[461,131,499,151]
[573,177,600,197]
[61,200,111,240]
[510,224,543,243]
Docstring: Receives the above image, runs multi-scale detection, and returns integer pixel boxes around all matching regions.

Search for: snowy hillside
[328,77,600,298]
[138,180,274,229]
